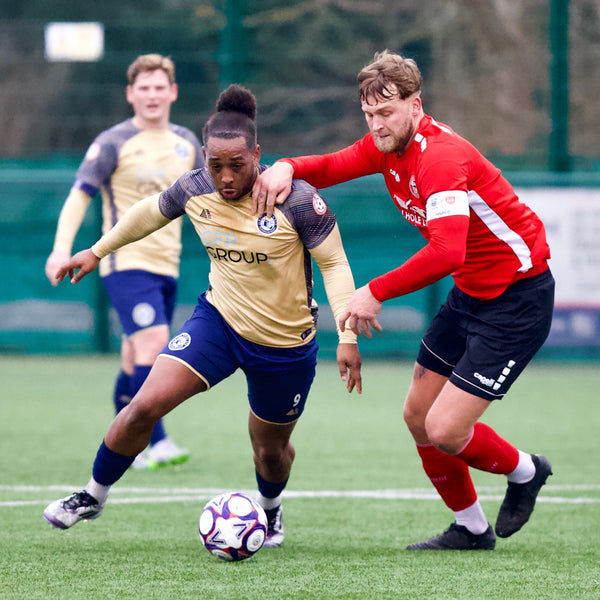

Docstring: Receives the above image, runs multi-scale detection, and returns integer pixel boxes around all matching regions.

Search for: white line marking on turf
[2,484,600,493]
[1,484,599,508]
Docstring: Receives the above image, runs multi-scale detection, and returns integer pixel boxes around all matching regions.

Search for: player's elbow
[433,245,465,273]
[444,247,466,271]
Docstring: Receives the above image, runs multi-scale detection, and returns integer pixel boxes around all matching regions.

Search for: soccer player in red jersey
[253,50,554,550]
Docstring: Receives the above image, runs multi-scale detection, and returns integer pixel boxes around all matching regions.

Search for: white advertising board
[519,187,600,347]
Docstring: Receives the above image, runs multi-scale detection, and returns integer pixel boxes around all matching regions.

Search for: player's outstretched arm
[56,194,172,287]
[252,161,294,217]
[309,224,362,393]
[339,284,383,339]
[337,342,362,394]
[56,249,100,284]
[45,250,71,286]
[45,187,93,286]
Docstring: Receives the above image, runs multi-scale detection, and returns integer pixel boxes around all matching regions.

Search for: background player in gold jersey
[45,54,203,469]
[43,85,362,547]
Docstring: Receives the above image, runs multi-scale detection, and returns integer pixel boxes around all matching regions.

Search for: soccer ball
[199,492,268,561]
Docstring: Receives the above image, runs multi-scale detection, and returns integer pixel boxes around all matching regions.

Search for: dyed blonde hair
[126,54,176,85]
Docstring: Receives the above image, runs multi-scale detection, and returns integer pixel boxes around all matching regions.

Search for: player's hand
[252,161,294,217]
[45,250,71,286]
[55,248,100,284]
[339,284,383,339]
[336,343,362,394]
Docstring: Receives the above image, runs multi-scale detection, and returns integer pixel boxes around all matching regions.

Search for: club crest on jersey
[409,175,420,199]
[132,302,156,327]
[312,193,327,215]
[84,142,101,162]
[168,332,191,351]
[174,143,189,158]
[257,214,278,235]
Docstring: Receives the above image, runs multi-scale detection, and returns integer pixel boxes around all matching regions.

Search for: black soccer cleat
[495,453,552,538]
[262,505,284,548]
[406,522,496,550]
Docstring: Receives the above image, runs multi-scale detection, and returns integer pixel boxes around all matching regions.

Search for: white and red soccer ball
[199,492,267,561]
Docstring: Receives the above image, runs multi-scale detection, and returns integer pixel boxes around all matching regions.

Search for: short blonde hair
[358,50,422,102]
[126,54,176,85]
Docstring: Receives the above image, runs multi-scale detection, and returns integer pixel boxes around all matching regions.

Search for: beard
[371,124,415,155]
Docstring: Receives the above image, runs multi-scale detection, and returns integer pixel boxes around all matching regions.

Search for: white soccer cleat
[130,449,152,470]
[147,438,190,470]
[43,490,104,530]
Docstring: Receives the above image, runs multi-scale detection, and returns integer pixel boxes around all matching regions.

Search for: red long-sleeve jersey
[282,114,550,301]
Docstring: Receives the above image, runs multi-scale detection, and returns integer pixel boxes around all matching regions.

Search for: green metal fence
[0,159,446,358]
[1,0,600,359]
[2,1,599,172]
[2,162,599,360]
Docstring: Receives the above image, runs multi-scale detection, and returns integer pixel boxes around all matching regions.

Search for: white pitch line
[1,485,599,508]
[2,483,600,494]
[0,485,231,495]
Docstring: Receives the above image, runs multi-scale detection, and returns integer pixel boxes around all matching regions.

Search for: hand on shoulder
[252,161,295,217]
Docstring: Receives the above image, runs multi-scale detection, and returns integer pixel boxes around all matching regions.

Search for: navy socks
[92,440,136,486]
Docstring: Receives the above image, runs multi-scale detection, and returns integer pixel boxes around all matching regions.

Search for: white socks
[451,452,536,535]
[453,500,489,535]
[85,477,111,505]
[507,450,535,484]
[256,491,282,510]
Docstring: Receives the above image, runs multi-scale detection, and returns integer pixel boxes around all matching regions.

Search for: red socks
[417,422,519,511]
[417,444,477,511]
[456,422,519,474]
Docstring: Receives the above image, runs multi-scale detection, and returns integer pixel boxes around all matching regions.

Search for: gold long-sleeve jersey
[159,167,355,348]
[75,118,202,277]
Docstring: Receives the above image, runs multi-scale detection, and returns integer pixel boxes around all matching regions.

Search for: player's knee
[253,444,282,466]
[253,442,293,470]
[403,398,427,436]
[403,401,418,428]
[424,416,463,454]
[122,398,161,432]
[131,326,170,363]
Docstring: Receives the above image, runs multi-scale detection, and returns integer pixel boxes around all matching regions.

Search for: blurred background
[1,0,599,360]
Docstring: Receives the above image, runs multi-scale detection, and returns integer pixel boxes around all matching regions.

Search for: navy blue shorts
[102,270,177,336]
[417,269,555,400]
[160,293,318,424]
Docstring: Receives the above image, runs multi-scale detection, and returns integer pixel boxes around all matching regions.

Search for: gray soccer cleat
[263,505,285,547]
[43,490,104,530]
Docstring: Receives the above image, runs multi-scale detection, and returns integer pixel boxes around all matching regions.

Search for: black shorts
[417,269,555,400]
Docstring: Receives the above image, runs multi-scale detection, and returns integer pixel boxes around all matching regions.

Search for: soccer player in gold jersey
[43,84,362,547]
[45,54,203,469]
